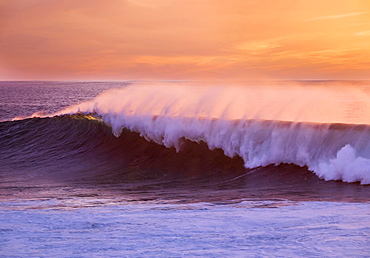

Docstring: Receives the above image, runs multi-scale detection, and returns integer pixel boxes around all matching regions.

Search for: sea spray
[56,81,370,124]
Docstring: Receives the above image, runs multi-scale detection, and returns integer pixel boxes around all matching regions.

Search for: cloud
[235,40,282,53]
[354,30,370,36]
[307,12,365,21]
[1,0,370,80]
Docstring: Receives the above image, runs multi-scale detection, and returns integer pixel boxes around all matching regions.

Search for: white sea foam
[56,82,370,184]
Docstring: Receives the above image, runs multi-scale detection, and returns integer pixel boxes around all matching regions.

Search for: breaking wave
[45,83,370,184]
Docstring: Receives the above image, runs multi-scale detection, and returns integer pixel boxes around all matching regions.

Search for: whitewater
[55,81,370,184]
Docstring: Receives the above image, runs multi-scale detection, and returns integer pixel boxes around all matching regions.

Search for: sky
[0,0,370,80]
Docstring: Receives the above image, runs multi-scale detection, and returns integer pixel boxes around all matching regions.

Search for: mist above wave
[56,81,370,124]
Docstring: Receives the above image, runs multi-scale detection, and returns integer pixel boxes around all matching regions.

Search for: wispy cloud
[307,12,364,21]
[235,39,281,54]
[354,30,370,36]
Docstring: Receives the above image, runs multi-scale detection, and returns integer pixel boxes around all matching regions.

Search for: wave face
[52,83,370,185]
[1,114,368,204]
[0,114,246,184]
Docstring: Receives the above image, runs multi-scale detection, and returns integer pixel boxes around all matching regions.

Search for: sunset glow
[1,0,370,80]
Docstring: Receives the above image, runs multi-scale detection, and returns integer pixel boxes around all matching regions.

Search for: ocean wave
[3,83,370,185]
[50,83,370,184]
[2,113,370,186]
[96,114,370,184]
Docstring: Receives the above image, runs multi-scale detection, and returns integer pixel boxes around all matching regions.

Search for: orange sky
[1,0,370,80]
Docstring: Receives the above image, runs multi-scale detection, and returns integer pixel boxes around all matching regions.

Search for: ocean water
[0,81,369,257]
